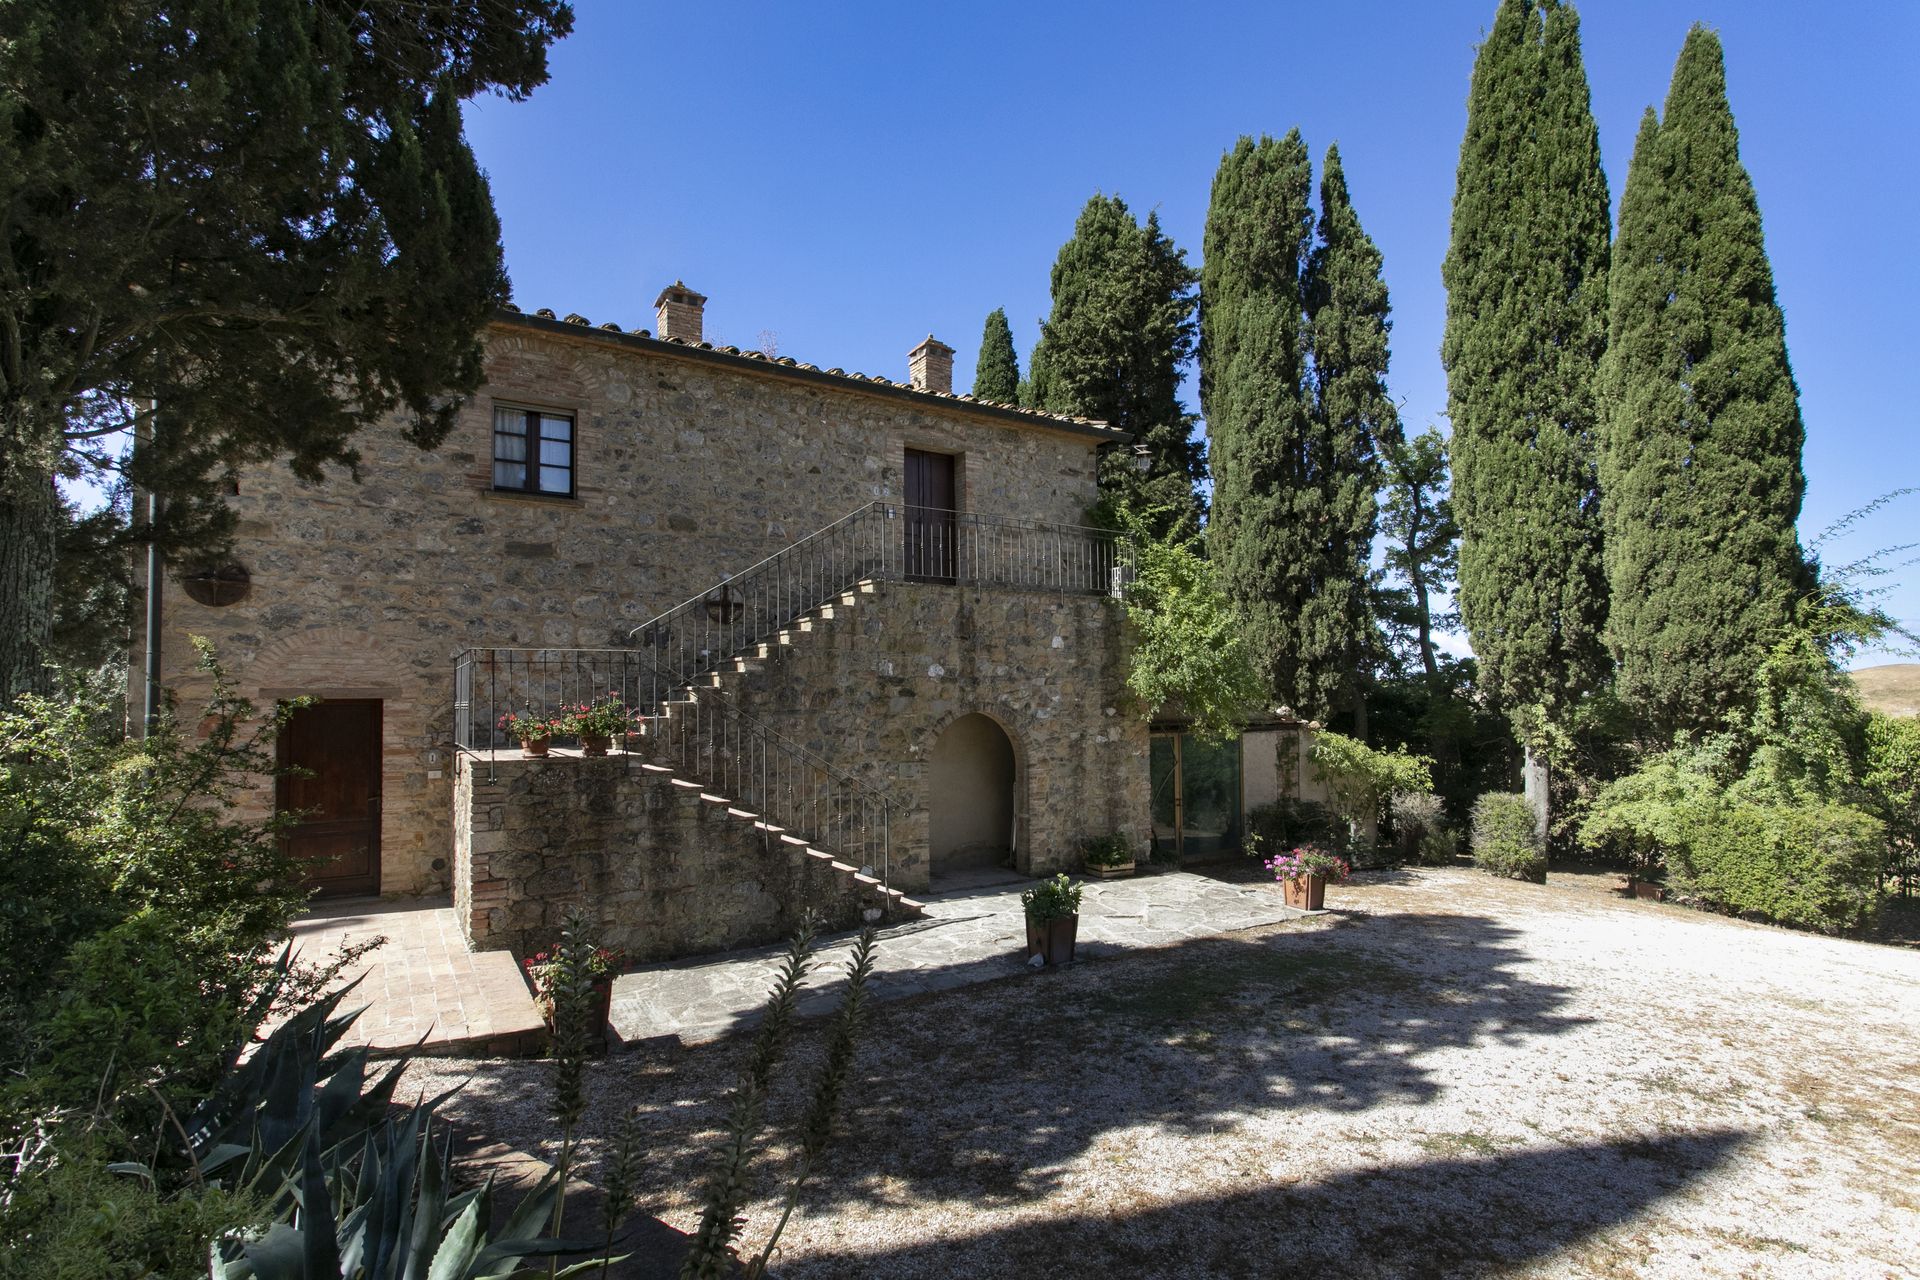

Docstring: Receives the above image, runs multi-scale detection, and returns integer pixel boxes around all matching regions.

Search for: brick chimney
[907,335,955,394]
[653,280,707,343]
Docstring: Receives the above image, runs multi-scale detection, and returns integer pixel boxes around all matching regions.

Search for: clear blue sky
[465,1,1919,667]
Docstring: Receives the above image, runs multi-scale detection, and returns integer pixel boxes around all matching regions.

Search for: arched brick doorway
[928,713,1016,878]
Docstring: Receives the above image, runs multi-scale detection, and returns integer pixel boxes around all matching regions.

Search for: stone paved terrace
[289,897,547,1057]
[610,865,1310,1045]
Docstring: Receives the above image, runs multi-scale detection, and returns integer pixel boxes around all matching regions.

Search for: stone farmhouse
[133,283,1202,960]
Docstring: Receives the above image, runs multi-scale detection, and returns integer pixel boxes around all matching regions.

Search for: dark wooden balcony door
[278,700,382,897]
[904,448,957,583]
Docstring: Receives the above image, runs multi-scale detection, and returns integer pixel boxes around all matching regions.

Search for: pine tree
[1201,136,1397,720]
[972,309,1021,404]
[1029,196,1203,538]
[1442,0,1612,732]
[0,0,572,697]
[1601,27,1810,739]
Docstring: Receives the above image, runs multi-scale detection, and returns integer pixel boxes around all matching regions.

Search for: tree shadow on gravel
[776,1127,1753,1279]
[797,910,1592,1209]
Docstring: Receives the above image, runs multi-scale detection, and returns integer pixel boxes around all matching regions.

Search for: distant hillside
[1850,664,1920,718]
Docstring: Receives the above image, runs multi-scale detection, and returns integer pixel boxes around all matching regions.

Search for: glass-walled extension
[1149,730,1243,861]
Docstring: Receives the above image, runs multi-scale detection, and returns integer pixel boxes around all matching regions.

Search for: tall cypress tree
[1442,0,1612,732]
[1601,27,1810,738]
[1201,135,1396,720]
[1200,132,1315,709]
[1304,144,1399,722]
[972,308,1021,404]
[1029,195,1203,538]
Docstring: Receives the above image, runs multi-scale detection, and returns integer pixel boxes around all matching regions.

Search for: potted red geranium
[566,693,631,756]
[500,709,563,756]
[1265,843,1350,910]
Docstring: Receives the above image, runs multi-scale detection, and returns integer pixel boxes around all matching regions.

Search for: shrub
[1668,797,1884,934]
[1246,797,1336,855]
[1310,731,1434,839]
[1389,790,1452,864]
[1079,834,1133,867]
[1471,792,1546,883]
[1117,519,1265,743]
[1862,712,1920,895]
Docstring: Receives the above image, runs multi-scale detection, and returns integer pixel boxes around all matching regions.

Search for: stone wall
[141,317,1117,893]
[453,753,868,960]
[709,580,1153,889]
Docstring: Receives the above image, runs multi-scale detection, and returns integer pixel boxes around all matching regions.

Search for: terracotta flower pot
[1025,914,1078,965]
[580,733,612,757]
[520,737,550,757]
[1282,873,1326,910]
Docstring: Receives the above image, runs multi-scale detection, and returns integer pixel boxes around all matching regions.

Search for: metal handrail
[624,500,1132,693]
[452,645,898,894]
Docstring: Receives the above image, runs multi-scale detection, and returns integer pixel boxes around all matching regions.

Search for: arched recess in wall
[927,712,1018,879]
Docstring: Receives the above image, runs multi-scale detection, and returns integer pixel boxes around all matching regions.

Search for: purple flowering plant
[1265,843,1351,884]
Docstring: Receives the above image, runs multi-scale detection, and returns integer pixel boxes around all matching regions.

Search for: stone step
[699,792,729,805]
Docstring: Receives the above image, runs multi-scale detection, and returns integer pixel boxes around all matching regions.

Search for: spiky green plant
[544,911,608,1271]
[597,1106,647,1274]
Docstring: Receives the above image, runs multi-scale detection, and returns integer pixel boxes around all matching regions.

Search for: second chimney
[908,335,955,395]
[654,280,707,343]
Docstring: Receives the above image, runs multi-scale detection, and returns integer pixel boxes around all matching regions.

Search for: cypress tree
[1441,0,1612,731]
[972,308,1021,404]
[1304,144,1399,721]
[1601,27,1810,738]
[1030,195,1203,538]
[1200,132,1315,709]
[1201,135,1396,720]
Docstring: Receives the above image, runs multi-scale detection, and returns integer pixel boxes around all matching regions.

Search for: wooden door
[904,448,957,582]
[278,700,382,897]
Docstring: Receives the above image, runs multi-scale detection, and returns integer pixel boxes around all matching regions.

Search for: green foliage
[1580,743,1729,875]
[1200,134,1395,719]
[1246,797,1337,857]
[972,308,1021,404]
[683,918,878,1280]
[1471,792,1546,883]
[1378,426,1461,680]
[1442,0,1612,723]
[1666,797,1883,934]
[1309,730,1433,835]
[0,0,573,693]
[0,646,304,1118]
[1020,874,1083,924]
[0,1136,264,1280]
[1600,26,1811,740]
[1389,790,1456,864]
[1029,194,1204,540]
[1740,625,1869,805]
[1119,518,1265,742]
[1862,713,1920,893]
[1079,834,1133,868]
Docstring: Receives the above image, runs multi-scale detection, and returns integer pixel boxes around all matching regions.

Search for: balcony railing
[626,501,1132,693]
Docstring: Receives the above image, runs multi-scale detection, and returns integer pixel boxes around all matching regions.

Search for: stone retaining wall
[453,753,867,960]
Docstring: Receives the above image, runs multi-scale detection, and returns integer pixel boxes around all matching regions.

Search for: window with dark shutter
[492,406,574,496]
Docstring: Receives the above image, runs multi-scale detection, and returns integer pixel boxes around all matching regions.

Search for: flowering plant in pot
[1265,843,1350,910]
[500,708,565,756]
[1020,872,1083,965]
[566,693,632,756]
[523,941,625,1033]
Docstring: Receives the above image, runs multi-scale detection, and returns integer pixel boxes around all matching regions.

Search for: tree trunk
[0,473,59,701]
[1521,741,1550,844]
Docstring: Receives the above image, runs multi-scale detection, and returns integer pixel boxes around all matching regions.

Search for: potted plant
[1265,843,1350,910]
[500,709,560,756]
[1021,873,1082,966]
[567,693,630,756]
[1080,833,1135,880]
[523,942,625,1041]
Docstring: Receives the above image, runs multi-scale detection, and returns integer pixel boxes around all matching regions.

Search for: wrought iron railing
[452,646,896,892]
[625,502,1132,692]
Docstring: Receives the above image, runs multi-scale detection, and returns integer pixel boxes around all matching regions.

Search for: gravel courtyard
[415,867,1920,1278]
